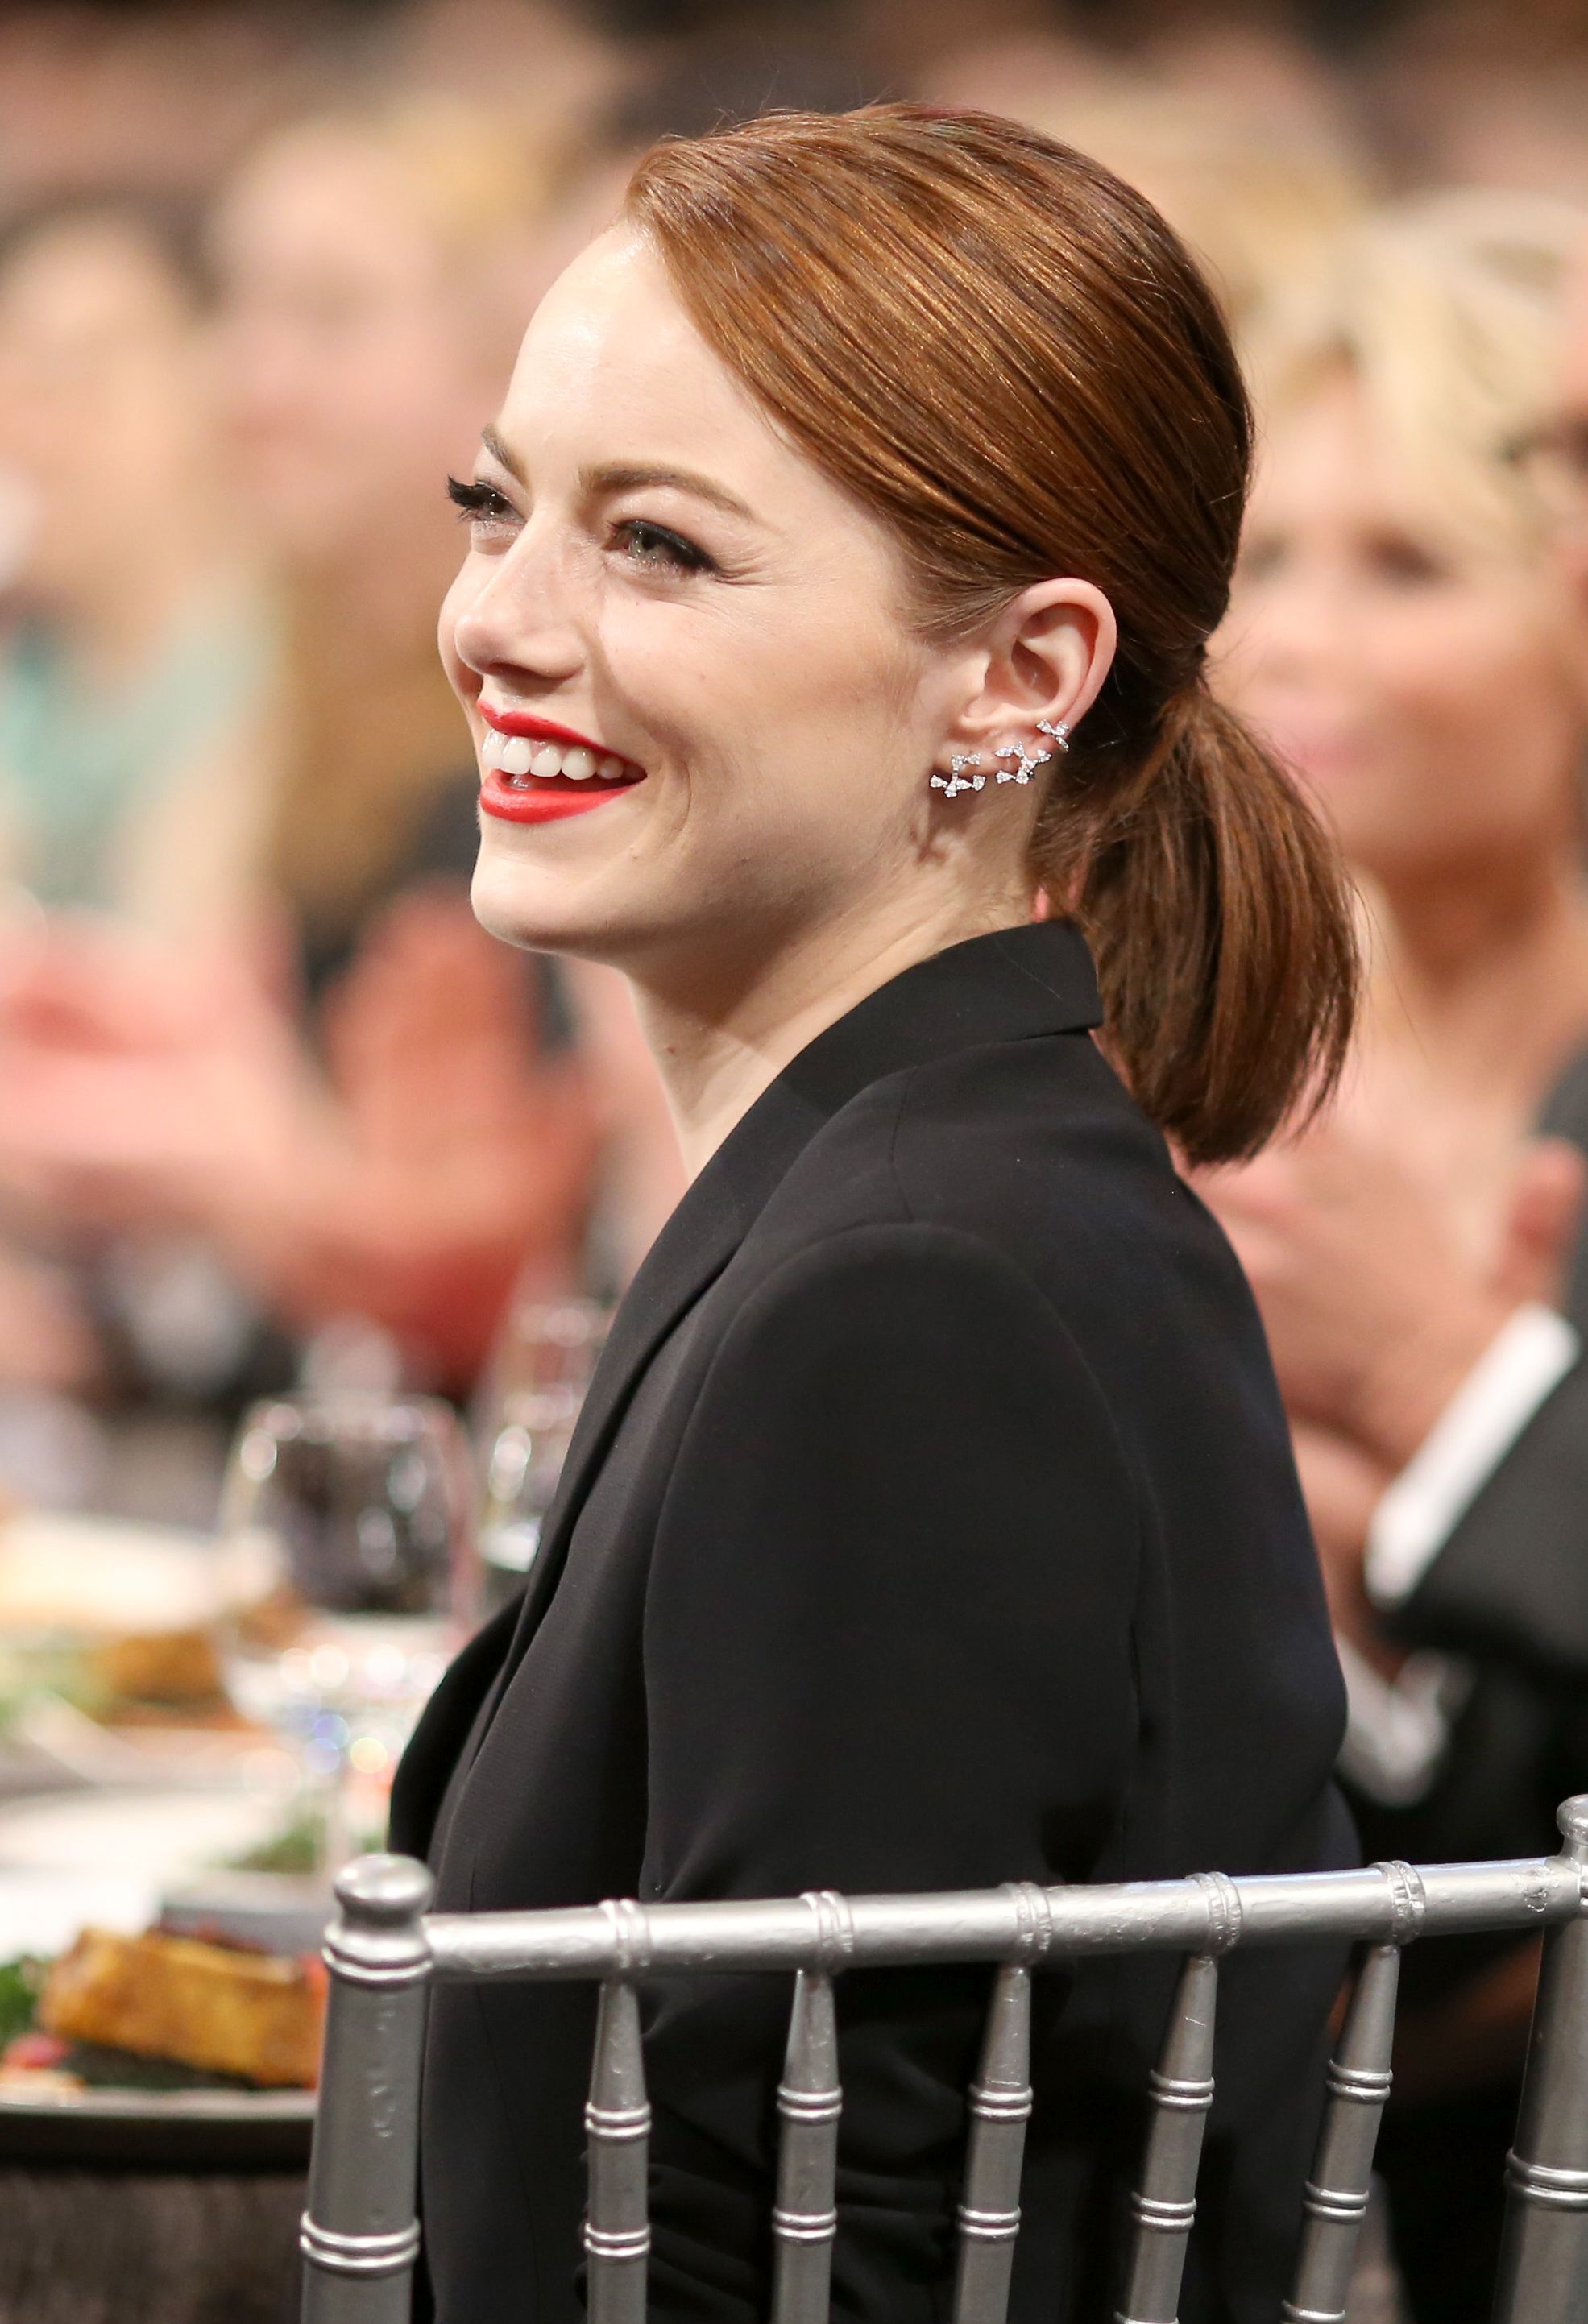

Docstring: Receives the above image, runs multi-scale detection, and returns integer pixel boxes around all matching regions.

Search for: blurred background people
[0,193,272,939]
[1209,190,1588,2319]
[0,96,617,1514]
[925,53,1374,334]
[213,95,559,989]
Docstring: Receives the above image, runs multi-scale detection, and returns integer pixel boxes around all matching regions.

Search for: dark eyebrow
[479,422,525,483]
[583,461,757,523]
[476,433,758,525]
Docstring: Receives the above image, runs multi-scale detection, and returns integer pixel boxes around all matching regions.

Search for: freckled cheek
[591,597,773,800]
[595,592,919,839]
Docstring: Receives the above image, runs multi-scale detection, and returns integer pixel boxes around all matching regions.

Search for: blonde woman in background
[1209,193,1588,2322]
[215,95,574,986]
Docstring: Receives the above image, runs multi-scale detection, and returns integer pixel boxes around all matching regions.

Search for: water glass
[217,1391,477,1866]
[478,1298,610,1608]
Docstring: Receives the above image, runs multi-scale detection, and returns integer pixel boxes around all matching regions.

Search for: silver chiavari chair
[300,1795,1588,2324]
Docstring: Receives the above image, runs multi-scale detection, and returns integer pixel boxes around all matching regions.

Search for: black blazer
[392,921,1353,2324]
[1393,1042,1588,1681]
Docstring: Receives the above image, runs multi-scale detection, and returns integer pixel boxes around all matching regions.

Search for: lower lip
[479,768,644,824]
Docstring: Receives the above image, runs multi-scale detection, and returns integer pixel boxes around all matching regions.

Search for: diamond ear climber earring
[931,752,985,800]
[993,735,1051,785]
[1037,719,1071,752]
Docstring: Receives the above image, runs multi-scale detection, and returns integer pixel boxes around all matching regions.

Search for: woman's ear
[947,579,1117,760]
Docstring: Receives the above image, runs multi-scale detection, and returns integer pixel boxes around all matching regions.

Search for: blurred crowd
[3,0,1588,2312]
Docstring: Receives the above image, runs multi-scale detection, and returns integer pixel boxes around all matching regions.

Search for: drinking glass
[478,1299,610,1611]
[217,1392,478,1868]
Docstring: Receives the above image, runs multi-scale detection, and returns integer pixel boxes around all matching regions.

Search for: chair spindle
[771,1968,843,2324]
[1281,1941,1401,2322]
[299,1855,433,2324]
[1495,1796,1588,2324]
[1115,1952,1219,2324]
[584,1977,651,2324]
[951,1962,1034,2324]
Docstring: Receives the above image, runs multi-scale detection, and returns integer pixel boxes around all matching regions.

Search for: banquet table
[0,1518,322,2324]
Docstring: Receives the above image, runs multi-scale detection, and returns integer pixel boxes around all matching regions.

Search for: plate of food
[0,1512,255,1798]
[0,1919,321,2165]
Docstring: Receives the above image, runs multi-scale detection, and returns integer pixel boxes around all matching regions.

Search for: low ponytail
[1034,683,1360,1167]
[628,106,1363,1161]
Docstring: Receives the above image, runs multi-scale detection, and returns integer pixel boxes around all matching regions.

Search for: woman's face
[211,133,488,567]
[0,217,209,603]
[1215,369,1585,888]
[442,227,984,987]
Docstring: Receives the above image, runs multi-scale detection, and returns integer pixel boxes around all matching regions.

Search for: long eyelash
[617,519,716,575]
[446,476,513,522]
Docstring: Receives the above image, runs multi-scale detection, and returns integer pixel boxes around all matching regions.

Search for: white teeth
[481,723,639,785]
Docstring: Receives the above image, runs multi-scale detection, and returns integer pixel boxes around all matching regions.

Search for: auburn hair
[625,104,1358,1165]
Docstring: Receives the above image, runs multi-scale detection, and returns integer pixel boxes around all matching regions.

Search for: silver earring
[931,752,985,800]
[993,735,1052,785]
[1037,719,1071,752]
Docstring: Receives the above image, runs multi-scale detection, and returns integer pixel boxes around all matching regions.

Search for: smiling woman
[394,103,1360,2324]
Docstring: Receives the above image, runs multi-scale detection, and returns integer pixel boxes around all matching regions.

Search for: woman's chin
[471,855,575,955]
[469,851,630,961]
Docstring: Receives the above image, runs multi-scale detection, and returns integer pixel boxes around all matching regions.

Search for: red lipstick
[475,703,646,826]
[480,772,635,824]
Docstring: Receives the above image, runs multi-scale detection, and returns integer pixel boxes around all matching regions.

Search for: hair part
[626,104,1358,1163]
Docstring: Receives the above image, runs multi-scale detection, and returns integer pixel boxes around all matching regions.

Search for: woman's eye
[1363,531,1448,588]
[446,476,517,530]
[612,518,715,576]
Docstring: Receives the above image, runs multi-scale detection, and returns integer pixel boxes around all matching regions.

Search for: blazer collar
[772,917,1101,1120]
[481,920,1100,1709]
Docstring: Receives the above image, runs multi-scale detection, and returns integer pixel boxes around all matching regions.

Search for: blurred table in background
[0,1511,324,2324]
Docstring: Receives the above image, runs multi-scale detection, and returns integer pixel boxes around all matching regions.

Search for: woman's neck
[628,882,1034,1179]
[1366,847,1588,1115]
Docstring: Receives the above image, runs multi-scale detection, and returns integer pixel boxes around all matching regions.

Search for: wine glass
[216,1392,478,1870]
[477,1299,611,1612]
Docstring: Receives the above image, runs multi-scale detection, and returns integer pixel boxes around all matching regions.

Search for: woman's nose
[446,533,585,687]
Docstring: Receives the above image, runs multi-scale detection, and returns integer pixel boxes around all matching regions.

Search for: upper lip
[479,704,622,759]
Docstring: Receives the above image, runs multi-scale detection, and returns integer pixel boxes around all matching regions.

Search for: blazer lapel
[462,918,1103,1749]
[470,1072,831,1738]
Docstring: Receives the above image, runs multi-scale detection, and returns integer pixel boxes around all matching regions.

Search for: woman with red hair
[393,105,1358,2323]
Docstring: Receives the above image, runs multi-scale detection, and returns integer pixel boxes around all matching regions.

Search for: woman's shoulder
[741,1028,1238,1339]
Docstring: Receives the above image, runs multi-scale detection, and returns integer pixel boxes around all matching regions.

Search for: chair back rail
[300,1799,1588,2324]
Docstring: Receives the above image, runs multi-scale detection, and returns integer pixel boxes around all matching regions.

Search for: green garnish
[0,1956,44,2047]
